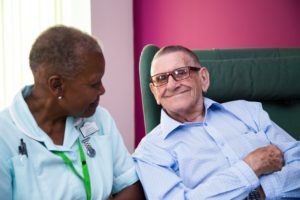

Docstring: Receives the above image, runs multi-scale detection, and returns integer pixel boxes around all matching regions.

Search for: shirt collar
[9,85,80,151]
[9,85,44,142]
[160,97,224,140]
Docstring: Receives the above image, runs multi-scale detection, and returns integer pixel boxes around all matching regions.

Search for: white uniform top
[0,85,139,200]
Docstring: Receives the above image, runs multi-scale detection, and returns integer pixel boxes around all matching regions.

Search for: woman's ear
[199,67,210,93]
[48,75,63,98]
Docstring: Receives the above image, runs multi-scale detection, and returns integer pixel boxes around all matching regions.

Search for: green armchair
[139,45,300,140]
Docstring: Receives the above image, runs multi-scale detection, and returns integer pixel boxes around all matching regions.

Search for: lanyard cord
[53,140,92,200]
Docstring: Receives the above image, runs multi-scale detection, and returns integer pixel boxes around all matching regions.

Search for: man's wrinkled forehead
[150,51,195,75]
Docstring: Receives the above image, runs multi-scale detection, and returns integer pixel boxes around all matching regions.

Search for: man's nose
[168,74,177,82]
[167,74,178,87]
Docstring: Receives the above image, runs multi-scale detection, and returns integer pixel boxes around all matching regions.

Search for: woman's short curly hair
[29,25,102,78]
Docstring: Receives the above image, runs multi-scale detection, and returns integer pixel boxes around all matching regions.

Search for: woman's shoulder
[0,108,21,140]
[94,106,111,117]
[0,108,23,160]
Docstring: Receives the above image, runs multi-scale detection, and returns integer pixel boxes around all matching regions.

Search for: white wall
[91,0,135,152]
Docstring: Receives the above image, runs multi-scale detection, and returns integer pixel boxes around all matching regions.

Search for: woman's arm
[112,181,145,200]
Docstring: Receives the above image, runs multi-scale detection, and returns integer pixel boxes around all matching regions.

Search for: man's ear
[149,83,161,105]
[199,67,210,93]
[48,75,64,98]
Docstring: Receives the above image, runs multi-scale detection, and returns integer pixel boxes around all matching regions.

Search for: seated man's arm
[133,140,275,200]
[230,101,300,199]
[255,121,300,199]
[244,144,284,199]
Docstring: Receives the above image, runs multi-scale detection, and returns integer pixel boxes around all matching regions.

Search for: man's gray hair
[152,45,201,67]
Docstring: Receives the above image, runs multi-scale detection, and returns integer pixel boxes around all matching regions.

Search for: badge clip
[82,138,96,158]
[79,121,99,138]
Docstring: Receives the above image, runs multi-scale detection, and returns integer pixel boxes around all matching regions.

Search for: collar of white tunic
[8,85,81,151]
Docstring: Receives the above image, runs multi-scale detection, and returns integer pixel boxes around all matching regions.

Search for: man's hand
[243,144,284,177]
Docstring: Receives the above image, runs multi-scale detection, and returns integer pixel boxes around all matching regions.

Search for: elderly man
[133,45,300,200]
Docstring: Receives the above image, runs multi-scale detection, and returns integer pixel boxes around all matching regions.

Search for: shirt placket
[203,124,240,165]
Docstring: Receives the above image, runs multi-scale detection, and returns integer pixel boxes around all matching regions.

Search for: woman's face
[61,51,106,118]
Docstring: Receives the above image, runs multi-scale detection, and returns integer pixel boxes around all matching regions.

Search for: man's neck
[167,106,206,123]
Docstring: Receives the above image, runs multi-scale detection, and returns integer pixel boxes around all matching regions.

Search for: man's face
[150,51,209,119]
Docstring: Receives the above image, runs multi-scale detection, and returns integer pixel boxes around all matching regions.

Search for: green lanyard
[53,140,92,200]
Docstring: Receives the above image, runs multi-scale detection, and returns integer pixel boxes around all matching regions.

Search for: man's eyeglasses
[151,66,201,87]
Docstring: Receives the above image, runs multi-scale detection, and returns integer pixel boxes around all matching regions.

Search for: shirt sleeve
[102,109,139,194]
[133,139,260,200]
[255,104,300,199]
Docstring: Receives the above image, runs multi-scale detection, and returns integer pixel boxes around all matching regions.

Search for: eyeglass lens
[152,67,196,86]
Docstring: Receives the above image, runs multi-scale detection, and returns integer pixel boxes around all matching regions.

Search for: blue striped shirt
[133,98,300,200]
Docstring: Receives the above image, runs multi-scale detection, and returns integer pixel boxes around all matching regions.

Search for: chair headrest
[202,56,300,102]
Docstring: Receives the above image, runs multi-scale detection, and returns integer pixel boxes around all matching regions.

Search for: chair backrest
[139,44,300,140]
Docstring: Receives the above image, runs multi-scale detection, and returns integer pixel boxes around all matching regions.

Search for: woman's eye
[91,82,100,88]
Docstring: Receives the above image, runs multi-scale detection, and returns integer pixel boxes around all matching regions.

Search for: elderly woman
[0,26,145,200]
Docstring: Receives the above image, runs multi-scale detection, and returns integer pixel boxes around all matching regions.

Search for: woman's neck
[25,88,66,145]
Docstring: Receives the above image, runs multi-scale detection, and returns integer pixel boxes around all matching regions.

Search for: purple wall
[134,0,300,146]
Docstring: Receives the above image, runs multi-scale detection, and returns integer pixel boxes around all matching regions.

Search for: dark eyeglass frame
[150,66,201,87]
